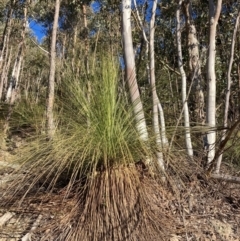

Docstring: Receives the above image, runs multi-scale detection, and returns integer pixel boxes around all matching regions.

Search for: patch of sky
[29,19,46,43]
[91,1,101,13]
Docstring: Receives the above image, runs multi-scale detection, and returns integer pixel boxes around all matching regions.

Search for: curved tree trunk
[122,0,148,142]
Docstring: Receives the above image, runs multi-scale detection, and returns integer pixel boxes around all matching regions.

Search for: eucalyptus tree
[0,0,15,100]
[6,0,30,104]
[121,0,149,142]
[176,0,193,158]
[47,0,60,139]
[182,0,204,124]
[206,0,222,165]
[149,0,165,168]
[215,11,240,174]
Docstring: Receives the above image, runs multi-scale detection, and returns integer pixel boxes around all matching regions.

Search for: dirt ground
[0,146,240,241]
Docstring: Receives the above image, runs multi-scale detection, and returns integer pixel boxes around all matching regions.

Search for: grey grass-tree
[206,0,222,165]
[47,0,60,138]
[176,0,193,158]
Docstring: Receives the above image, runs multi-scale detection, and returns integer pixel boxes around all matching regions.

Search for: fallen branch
[0,212,15,227]
[21,214,43,241]
[210,173,240,184]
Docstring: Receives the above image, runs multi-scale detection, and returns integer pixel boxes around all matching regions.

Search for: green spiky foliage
[14,56,149,190]
[2,55,174,240]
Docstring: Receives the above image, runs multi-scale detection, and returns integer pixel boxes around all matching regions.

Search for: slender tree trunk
[5,0,28,104]
[206,0,222,165]
[149,0,164,169]
[215,11,240,174]
[0,47,12,101]
[47,0,60,139]
[133,0,168,148]
[183,0,204,124]
[176,0,193,158]
[122,0,148,141]
[0,0,14,73]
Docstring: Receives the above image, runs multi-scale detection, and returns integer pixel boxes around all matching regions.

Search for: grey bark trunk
[183,0,204,124]
[206,0,222,165]
[149,0,164,170]
[47,0,60,139]
[5,0,28,104]
[215,11,240,173]
[122,0,149,141]
[176,0,193,158]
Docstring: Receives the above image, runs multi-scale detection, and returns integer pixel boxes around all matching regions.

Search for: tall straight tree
[47,0,60,138]
[149,0,164,169]
[5,0,29,104]
[215,11,240,173]
[206,0,222,165]
[176,0,193,158]
[121,0,148,142]
[0,0,15,100]
[183,0,204,124]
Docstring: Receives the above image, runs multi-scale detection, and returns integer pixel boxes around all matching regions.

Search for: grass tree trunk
[47,0,60,139]
[122,0,148,142]
[149,0,164,170]
[206,0,222,165]
[176,0,193,158]
[215,11,240,174]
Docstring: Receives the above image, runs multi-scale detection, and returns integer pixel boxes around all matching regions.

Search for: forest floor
[0,140,240,241]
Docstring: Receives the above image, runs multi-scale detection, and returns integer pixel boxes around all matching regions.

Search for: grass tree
[3,56,171,240]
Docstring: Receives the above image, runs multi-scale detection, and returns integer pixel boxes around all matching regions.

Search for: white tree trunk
[5,0,28,104]
[133,0,168,149]
[149,0,164,170]
[206,0,222,165]
[122,0,148,141]
[47,0,60,139]
[215,11,240,173]
[176,0,193,158]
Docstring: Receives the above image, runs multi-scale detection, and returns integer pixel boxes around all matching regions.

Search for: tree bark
[122,0,149,141]
[0,0,14,73]
[206,0,222,165]
[183,0,204,124]
[5,0,28,104]
[149,0,164,170]
[176,0,193,158]
[47,0,60,139]
[215,12,240,173]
